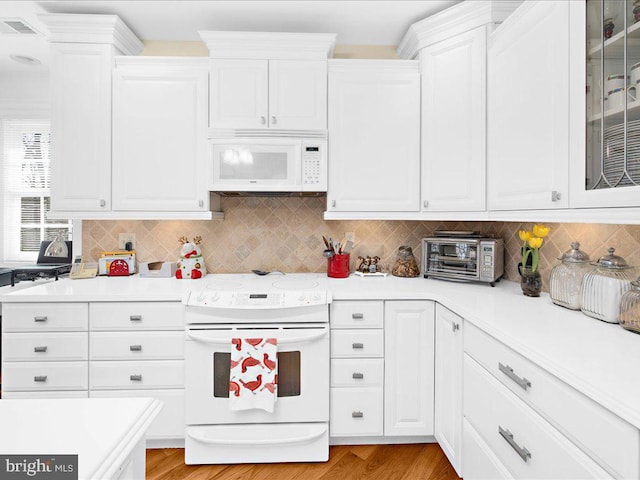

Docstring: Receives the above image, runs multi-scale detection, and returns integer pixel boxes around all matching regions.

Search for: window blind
[2,119,71,262]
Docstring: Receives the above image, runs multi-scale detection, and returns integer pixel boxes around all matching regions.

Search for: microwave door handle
[186,329,328,345]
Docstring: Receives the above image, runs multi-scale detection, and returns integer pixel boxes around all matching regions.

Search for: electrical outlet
[118,233,136,250]
[345,232,356,243]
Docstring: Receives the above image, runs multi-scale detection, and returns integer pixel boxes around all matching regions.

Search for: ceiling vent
[0,18,39,35]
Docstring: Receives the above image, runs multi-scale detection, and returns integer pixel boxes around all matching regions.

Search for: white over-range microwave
[208,138,327,193]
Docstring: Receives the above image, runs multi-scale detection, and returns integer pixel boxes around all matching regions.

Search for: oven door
[209,139,302,191]
[185,323,329,425]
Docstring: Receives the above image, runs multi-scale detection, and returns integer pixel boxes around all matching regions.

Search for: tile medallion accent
[82,197,640,291]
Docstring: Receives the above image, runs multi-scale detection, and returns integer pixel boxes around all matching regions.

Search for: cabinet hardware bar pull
[129,315,142,321]
[100,199,106,207]
[352,411,364,418]
[260,116,266,125]
[352,372,364,379]
[34,316,47,322]
[34,376,47,382]
[352,342,364,349]
[271,116,277,124]
[198,199,204,207]
[423,200,429,208]
[352,313,364,319]
[130,345,142,351]
[551,190,561,202]
[498,426,531,462]
[331,200,336,207]
[499,363,531,390]
[130,374,143,381]
[34,346,48,353]
[451,322,460,332]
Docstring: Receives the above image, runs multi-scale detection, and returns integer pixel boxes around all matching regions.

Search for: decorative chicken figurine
[176,235,207,279]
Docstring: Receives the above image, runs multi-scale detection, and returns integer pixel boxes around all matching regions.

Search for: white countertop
[2,273,640,431]
[0,397,162,480]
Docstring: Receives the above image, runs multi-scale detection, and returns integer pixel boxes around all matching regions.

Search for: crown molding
[328,58,420,73]
[38,14,143,56]
[199,31,337,59]
[397,0,523,59]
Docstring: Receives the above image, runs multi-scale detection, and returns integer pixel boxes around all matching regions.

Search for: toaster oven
[422,235,504,286]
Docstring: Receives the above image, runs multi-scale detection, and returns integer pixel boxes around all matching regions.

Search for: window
[2,119,71,262]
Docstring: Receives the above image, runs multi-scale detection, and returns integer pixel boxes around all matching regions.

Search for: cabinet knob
[352,342,364,349]
[100,199,106,207]
[129,315,142,322]
[352,411,364,418]
[34,316,47,322]
[551,191,561,202]
[34,346,48,353]
[271,116,277,125]
[352,313,364,319]
[129,345,142,352]
[260,116,266,125]
[423,200,429,208]
[130,374,143,381]
[352,372,364,379]
[34,375,47,382]
[451,322,460,332]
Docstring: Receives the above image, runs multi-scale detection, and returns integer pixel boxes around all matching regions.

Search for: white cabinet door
[210,59,268,129]
[112,59,209,211]
[384,300,435,436]
[421,25,487,212]
[327,61,421,212]
[487,0,570,210]
[434,304,463,477]
[49,43,112,212]
[269,60,327,130]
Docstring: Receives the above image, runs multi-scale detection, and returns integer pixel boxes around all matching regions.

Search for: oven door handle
[186,329,328,345]
[187,426,327,446]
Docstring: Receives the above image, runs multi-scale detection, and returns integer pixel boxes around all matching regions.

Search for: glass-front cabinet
[582,0,640,207]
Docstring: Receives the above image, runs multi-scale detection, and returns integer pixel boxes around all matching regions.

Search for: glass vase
[520,266,542,297]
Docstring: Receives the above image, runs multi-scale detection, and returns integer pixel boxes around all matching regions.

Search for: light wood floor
[146,444,459,480]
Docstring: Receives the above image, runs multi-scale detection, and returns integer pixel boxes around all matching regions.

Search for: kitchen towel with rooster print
[229,337,278,412]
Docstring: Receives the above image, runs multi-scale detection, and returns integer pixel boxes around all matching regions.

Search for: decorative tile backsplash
[82,197,640,291]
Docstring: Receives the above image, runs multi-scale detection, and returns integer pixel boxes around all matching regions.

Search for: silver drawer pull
[34,375,47,382]
[351,313,364,319]
[499,363,531,390]
[352,411,364,418]
[129,345,142,352]
[352,372,364,379]
[451,322,460,332]
[130,374,143,381]
[129,315,142,322]
[34,316,47,322]
[499,426,531,462]
[34,346,48,353]
[352,342,364,349]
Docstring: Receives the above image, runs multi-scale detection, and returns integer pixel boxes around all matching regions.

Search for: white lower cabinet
[463,418,513,480]
[434,304,463,476]
[329,300,435,439]
[384,301,434,436]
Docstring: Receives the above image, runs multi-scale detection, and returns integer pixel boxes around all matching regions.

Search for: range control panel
[184,290,330,309]
[302,140,327,191]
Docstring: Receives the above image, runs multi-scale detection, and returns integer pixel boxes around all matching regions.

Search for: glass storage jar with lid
[581,247,636,323]
[620,278,640,333]
[391,246,420,277]
[549,242,592,310]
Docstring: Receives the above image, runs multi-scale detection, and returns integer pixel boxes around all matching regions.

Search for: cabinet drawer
[90,389,184,439]
[90,332,184,360]
[331,359,384,387]
[90,360,184,389]
[331,301,383,329]
[331,330,384,358]
[465,323,639,480]
[2,303,88,332]
[2,362,88,391]
[464,354,612,479]
[90,302,184,330]
[463,418,512,480]
[3,332,88,361]
[330,388,383,437]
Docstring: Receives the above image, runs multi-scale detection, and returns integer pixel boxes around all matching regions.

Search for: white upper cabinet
[421,25,487,212]
[40,15,144,214]
[201,32,336,133]
[209,59,326,131]
[209,59,269,130]
[327,60,421,212]
[487,0,570,210]
[112,58,209,212]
